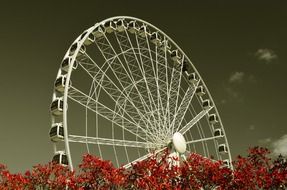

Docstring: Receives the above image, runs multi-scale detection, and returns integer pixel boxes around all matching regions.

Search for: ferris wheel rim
[51,16,233,171]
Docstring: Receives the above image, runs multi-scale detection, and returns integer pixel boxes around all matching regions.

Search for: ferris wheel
[49,16,232,171]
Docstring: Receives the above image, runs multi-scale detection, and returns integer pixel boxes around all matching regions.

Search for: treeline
[0,147,286,189]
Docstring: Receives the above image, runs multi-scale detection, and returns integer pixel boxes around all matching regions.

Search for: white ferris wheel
[49,16,232,171]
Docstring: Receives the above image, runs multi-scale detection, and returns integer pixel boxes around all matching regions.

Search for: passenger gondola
[92,24,105,38]
[195,86,205,96]
[187,72,198,85]
[49,123,64,142]
[202,99,211,109]
[83,33,95,46]
[218,144,228,154]
[54,75,69,93]
[139,25,151,37]
[159,40,171,51]
[214,128,223,137]
[150,32,162,46]
[170,50,181,62]
[50,98,64,116]
[52,151,68,166]
[116,19,126,32]
[208,114,218,124]
[104,20,116,33]
[127,20,138,34]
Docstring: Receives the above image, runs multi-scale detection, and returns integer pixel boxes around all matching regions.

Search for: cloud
[225,87,239,99]
[258,137,272,145]
[229,72,245,84]
[249,125,255,131]
[223,86,244,103]
[223,71,256,104]
[255,48,278,63]
[272,134,287,156]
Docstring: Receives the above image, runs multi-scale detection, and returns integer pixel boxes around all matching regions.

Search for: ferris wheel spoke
[95,34,138,88]
[113,31,159,128]
[157,36,171,129]
[67,135,161,148]
[123,147,166,169]
[186,135,224,145]
[77,54,156,133]
[116,86,164,140]
[114,30,163,132]
[94,35,158,126]
[189,104,210,157]
[129,47,171,136]
[77,71,144,130]
[140,32,165,129]
[155,44,170,131]
[173,81,200,132]
[169,58,185,135]
[180,154,187,162]
[115,99,160,144]
[135,34,163,132]
[179,106,213,135]
[68,86,150,141]
[166,67,181,132]
[153,44,167,134]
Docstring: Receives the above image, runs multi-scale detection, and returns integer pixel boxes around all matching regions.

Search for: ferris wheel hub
[172,132,187,154]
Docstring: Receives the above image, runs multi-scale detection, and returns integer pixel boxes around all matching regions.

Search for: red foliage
[0,147,286,189]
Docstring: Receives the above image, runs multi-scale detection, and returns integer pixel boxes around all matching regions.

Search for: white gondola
[209,114,219,124]
[83,33,95,46]
[222,159,231,168]
[116,19,126,32]
[104,20,116,33]
[214,128,223,137]
[181,60,189,72]
[187,72,198,85]
[79,31,88,41]
[52,151,68,166]
[54,75,69,93]
[150,32,162,46]
[170,50,181,62]
[159,40,171,51]
[49,123,64,142]
[92,25,105,38]
[127,20,138,34]
[61,57,78,72]
[218,144,228,154]
[69,43,86,57]
[202,99,211,109]
[50,98,64,116]
[138,25,151,38]
[174,59,182,70]
[196,86,205,96]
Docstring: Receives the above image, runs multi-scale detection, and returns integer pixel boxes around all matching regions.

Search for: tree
[0,147,286,189]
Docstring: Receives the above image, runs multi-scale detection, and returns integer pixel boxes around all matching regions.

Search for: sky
[0,1,286,173]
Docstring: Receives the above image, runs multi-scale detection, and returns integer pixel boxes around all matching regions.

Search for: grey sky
[0,1,286,172]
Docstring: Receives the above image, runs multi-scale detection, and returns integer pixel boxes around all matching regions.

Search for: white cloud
[249,125,255,130]
[258,137,272,145]
[255,48,278,63]
[225,87,239,99]
[272,134,287,156]
[229,72,245,84]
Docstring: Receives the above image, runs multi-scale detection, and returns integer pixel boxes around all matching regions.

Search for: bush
[0,147,286,189]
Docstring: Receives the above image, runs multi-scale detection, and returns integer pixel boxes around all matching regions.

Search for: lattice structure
[49,16,233,170]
